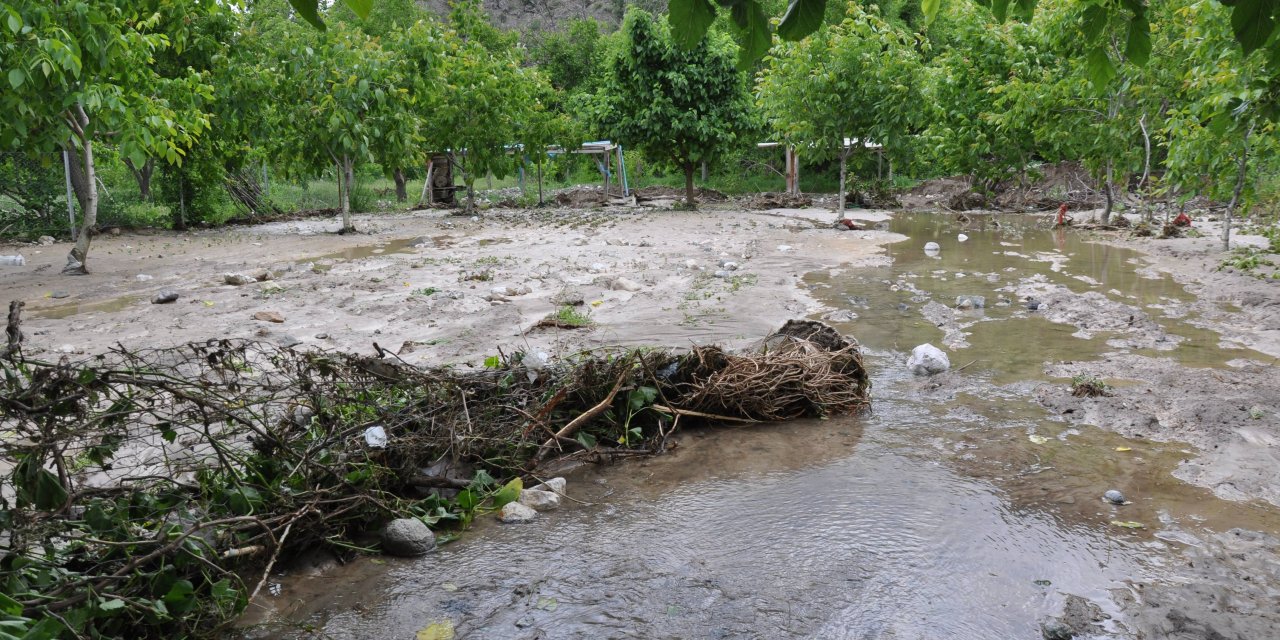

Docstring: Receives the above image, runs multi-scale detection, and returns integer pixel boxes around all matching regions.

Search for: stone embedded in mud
[1041,619,1073,640]
[518,488,560,511]
[1104,490,1126,505]
[531,477,566,494]
[499,501,537,524]
[907,343,950,376]
[380,518,436,557]
[151,290,179,304]
[955,295,986,310]
[223,272,253,286]
[38,235,55,246]
[1026,299,1042,311]
[253,311,285,323]
[610,277,642,292]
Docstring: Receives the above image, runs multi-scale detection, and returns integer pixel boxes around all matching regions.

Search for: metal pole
[62,148,78,241]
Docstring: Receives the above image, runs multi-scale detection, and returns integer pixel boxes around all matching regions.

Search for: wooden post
[422,158,435,206]
[784,146,800,195]
[602,151,609,197]
[617,146,626,196]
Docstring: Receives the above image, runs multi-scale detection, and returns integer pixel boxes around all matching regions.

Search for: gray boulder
[499,501,537,524]
[531,477,566,494]
[380,518,436,557]
[518,488,561,511]
[151,290,179,304]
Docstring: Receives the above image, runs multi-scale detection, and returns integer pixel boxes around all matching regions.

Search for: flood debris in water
[0,313,866,638]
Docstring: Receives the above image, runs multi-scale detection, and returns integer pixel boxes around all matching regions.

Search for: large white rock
[907,343,950,376]
[518,488,560,511]
[923,242,941,254]
[499,501,537,524]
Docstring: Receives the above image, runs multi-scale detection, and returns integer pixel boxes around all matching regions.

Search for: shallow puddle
[241,212,1280,639]
[28,295,141,320]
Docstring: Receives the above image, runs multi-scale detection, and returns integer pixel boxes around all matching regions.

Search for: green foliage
[593,8,749,206]
[553,305,592,328]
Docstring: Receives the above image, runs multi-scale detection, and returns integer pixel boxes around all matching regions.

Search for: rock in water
[151,291,180,304]
[1104,490,1125,505]
[955,295,986,309]
[531,477,567,494]
[923,241,941,254]
[907,343,950,376]
[499,502,537,524]
[518,488,561,511]
[957,234,969,242]
[380,518,436,557]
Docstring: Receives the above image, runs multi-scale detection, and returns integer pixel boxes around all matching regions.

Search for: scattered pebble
[1104,490,1126,505]
[499,501,537,524]
[253,311,285,323]
[151,291,180,304]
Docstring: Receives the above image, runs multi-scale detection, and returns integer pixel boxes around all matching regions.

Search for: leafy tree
[593,8,749,207]
[424,23,540,213]
[528,18,606,97]
[276,22,415,231]
[758,4,923,215]
[0,0,211,273]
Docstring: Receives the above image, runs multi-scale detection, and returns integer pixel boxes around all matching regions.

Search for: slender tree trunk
[421,159,434,207]
[341,156,355,233]
[684,162,696,209]
[701,161,708,183]
[124,157,155,201]
[537,157,544,206]
[1101,159,1114,225]
[836,149,848,217]
[393,168,408,202]
[1224,124,1254,251]
[64,105,96,275]
[177,178,187,231]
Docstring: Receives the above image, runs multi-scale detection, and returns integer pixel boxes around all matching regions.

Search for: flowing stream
[241,213,1280,639]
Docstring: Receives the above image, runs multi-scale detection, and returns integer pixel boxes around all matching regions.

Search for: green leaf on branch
[344,0,374,20]
[1229,0,1276,55]
[287,0,326,30]
[1126,9,1152,66]
[669,0,717,50]
[922,0,941,24]
[1081,4,1107,43]
[991,0,1011,23]
[1085,47,1117,89]
[777,0,826,42]
[730,1,771,68]
[8,68,23,90]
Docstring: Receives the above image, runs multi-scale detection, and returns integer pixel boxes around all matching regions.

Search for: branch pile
[0,318,867,638]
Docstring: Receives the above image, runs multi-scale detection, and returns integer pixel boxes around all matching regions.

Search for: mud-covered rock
[908,343,950,375]
[380,518,436,557]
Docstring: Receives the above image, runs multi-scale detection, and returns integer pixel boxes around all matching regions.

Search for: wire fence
[0,151,77,238]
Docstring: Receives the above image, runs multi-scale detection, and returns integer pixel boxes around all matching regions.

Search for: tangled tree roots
[0,318,867,638]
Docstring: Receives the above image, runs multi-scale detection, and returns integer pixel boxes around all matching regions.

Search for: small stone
[683,259,699,270]
[253,311,285,323]
[713,270,730,278]
[277,335,303,348]
[499,501,537,523]
[1027,299,1042,311]
[51,291,70,299]
[957,233,969,242]
[924,241,941,253]
[589,262,607,273]
[1041,619,1074,640]
[224,273,253,286]
[777,244,793,252]
[151,290,179,304]
[254,271,275,282]
[518,488,561,511]
[315,333,329,340]
[610,277,642,292]
[955,295,986,310]
[531,477,566,494]
[380,518,436,557]
[1104,490,1125,505]
[38,235,56,246]
[135,274,153,282]
[109,227,121,236]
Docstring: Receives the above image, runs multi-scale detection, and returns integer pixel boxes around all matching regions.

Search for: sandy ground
[0,205,896,364]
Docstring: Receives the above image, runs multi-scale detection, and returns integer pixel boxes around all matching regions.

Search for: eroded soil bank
[4,205,1279,639]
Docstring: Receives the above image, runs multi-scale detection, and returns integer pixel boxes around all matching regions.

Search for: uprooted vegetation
[0,319,867,638]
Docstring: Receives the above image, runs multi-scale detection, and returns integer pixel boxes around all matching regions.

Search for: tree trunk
[64,105,96,275]
[421,159,434,207]
[701,161,708,182]
[537,157,544,206]
[393,168,408,202]
[1101,159,1114,225]
[836,149,848,217]
[340,156,355,233]
[684,162,696,209]
[124,157,155,201]
[1224,124,1254,251]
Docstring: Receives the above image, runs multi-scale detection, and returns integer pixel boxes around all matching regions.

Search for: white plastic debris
[364,425,388,449]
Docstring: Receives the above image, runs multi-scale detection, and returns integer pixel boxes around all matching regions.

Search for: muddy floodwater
[239,213,1280,639]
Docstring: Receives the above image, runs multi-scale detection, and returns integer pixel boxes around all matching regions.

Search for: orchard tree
[593,8,749,207]
[277,23,415,232]
[758,4,922,215]
[0,0,211,274]
[424,25,539,213]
